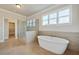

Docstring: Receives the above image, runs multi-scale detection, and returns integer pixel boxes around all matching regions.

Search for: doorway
[9,22,15,38]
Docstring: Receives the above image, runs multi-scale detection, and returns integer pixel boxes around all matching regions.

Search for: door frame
[3,17,18,40]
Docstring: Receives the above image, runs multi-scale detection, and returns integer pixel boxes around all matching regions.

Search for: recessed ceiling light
[16,4,21,8]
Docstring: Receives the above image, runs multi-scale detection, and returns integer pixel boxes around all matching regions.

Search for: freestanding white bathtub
[38,36,69,54]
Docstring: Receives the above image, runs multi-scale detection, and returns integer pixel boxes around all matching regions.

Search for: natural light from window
[42,15,49,25]
[27,19,36,27]
[42,8,70,25]
[49,13,57,24]
[58,9,70,24]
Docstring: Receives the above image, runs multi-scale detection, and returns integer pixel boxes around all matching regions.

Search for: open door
[9,22,15,38]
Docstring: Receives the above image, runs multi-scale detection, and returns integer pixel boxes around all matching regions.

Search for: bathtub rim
[38,35,69,44]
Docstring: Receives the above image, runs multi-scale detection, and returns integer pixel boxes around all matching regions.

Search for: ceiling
[0,4,54,16]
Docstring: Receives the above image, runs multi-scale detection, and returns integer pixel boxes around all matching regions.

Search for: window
[42,15,49,25]
[29,20,33,27]
[27,19,36,27]
[27,20,30,27]
[42,8,71,26]
[49,13,57,24]
[32,19,36,27]
[58,9,70,24]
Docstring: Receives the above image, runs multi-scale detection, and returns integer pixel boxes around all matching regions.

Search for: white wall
[27,5,79,32]
[0,8,26,42]
[0,16,4,42]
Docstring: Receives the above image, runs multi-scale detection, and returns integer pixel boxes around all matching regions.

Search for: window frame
[57,8,71,24]
[42,6,72,26]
